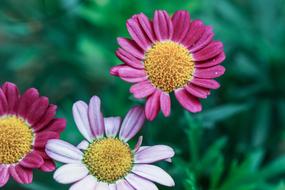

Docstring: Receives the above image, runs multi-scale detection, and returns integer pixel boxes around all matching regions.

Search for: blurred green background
[1,0,285,189]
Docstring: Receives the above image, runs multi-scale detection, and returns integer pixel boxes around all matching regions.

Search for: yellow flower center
[144,41,195,93]
[83,138,133,183]
[0,116,34,164]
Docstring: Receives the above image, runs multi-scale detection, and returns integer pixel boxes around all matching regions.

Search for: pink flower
[110,10,226,120]
[0,82,66,187]
[46,96,175,190]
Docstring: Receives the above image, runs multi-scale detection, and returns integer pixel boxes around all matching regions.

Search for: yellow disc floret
[83,138,133,183]
[0,115,33,164]
[144,41,195,93]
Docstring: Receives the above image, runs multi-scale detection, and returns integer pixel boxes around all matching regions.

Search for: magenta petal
[145,90,161,121]
[88,96,105,138]
[45,118,66,133]
[191,78,220,89]
[127,18,151,50]
[193,41,223,61]
[171,10,191,42]
[137,13,156,43]
[9,165,33,184]
[20,151,44,169]
[175,88,202,112]
[130,81,156,99]
[40,159,56,172]
[34,131,59,148]
[181,20,205,48]
[118,67,147,78]
[195,52,226,68]
[26,97,49,125]
[153,10,173,40]
[110,65,127,76]
[2,82,19,113]
[185,84,210,99]
[0,88,8,116]
[34,105,57,132]
[194,65,225,79]
[17,88,39,118]
[160,92,171,117]
[189,26,214,53]
[117,38,145,60]
[116,48,144,69]
[119,106,145,142]
[0,166,9,188]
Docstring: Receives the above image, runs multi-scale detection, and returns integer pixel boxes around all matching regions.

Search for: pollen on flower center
[144,41,195,93]
[0,116,33,164]
[83,138,133,183]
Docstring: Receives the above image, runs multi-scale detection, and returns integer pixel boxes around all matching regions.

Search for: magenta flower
[110,10,226,120]
[46,96,175,190]
[0,82,66,187]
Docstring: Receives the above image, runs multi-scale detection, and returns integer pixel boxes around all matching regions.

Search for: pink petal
[121,76,148,83]
[189,26,214,52]
[195,52,226,68]
[171,10,191,42]
[0,166,9,188]
[153,10,173,40]
[2,82,19,113]
[0,88,8,116]
[145,90,161,121]
[72,101,93,142]
[160,92,171,117]
[110,65,127,76]
[26,96,49,125]
[117,38,145,60]
[130,80,156,99]
[88,96,105,138]
[9,165,33,184]
[134,136,143,152]
[33,104,57,132]
[34,131,59,148]
[126,173,158,190]
[40,159,56,172]
[175,88,202,112]
[20,151,44,169]
[185,84,210,99]
[134,145,175,164]
[44,118,66,133]
[194,65,225,79]
[191,78,220,89]
[136,13,156,43]
[193,41,223,61]
[104,117,121,138]
[17,88,39,118]
[132,164,175,187]
[116,179,135,190]
[116,48,144,69]
[119,106,145,142]
[118,67,147,78]
[181,20,205,48]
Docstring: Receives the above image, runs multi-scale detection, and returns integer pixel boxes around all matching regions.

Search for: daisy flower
[0,82,66,187]
[110,10,226,120]
[46,96,175,190]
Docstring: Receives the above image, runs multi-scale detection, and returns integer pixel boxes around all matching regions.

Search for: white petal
[46,139,83,164]
[88,96,105,138]
[96,182,109,190]
[70,175,98,190]
[116,179,134,190]
[77,140,89,150]
[54,163,89,184]
[125,173,158,190]
[104,117,121,137]
[109,183,117,190]
[134,145,175,164]
[73,101,93,142]
[132,164,175,187]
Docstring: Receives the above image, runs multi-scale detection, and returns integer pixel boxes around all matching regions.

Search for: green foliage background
[1,0,285,189]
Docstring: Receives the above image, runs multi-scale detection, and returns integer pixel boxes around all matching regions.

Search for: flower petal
[171,10,191,42]
[153,10,173,40]
[189,26,214,53]
[134,145,175,164]
[130,80,156,99]
[134,136,143,152]
[109,183,117,190]
[17,88,39,118]
[53,163,89,184]
[70,175,98,190]
[77,140,90,150]
[185,84,210,99]
[118,67,147,78]
[181,20,205,48]
[2,82,19,113]
[34,131,59,148]
[45,118,66,133]
[40,159,56,172]
[0,88,8,116]
[96,182,110,190]
[72,101,93,142]
[191,78,220,89]
[20,151,44,169]
[110,65,127,76]
[145,90,161,121]
[9,165,33,184]
[175,88,202,112]
[193,41,224,61]
[116,179,135,190]
[33,104,57,132]
[136,13,156,43]
[194,65,225,79]
[119,106,145,142]
[0,166,9,188]
[104,117,121,138]
[26,96,49,125]
[132,164,175,187]
[160,92,171,117]
[126,173,158,190]
[116,48,144,69]
[195,52,226,68]
[117,38,144,60]
[46,139,83,164]
[88,96,105,138]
